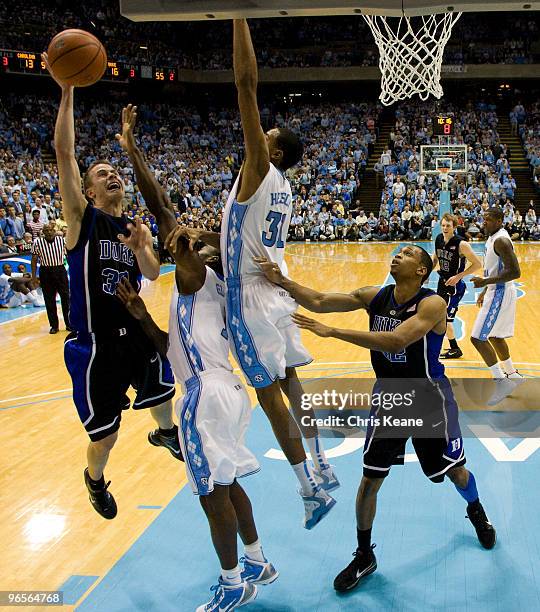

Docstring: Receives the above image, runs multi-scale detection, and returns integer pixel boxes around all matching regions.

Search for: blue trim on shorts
[180,379,212,496]
[446,280,466,321]
[479,285,505,341]
[226,279,275,388]
[64,335,94,424]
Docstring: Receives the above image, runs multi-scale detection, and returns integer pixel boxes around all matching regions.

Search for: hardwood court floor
[1,241,539,610]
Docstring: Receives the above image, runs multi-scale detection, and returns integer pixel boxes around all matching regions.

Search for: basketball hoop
[362,11,462,106]
[439,167,450,192]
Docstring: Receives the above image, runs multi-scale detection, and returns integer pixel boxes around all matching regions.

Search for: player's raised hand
[115,104,138,152]
[165,225,200,253]
[117,217,152,253]
[116,277,147,320]
[254,256,284,285]
[291,312,332,338]
[471,275,487,289]
[41,52,73,91]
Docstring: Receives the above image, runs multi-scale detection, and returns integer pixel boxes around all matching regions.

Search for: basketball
[47,29,107,87]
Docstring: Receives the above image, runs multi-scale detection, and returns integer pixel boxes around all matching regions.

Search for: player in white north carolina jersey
[220,19,337,528]
[116,109,276,612]
[470,207,523,405]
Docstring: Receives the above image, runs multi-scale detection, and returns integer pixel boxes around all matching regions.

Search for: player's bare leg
[334,476,382,592]
[198,485,258,611]
[229,481,279,585]
[471,336,523,405]
[148,399,183,460]
[84,431,118,519]
[489,337,523,378]
[256,382,336,529]
[280,367,340,491]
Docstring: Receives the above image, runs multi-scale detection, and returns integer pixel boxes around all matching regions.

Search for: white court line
[0,387,72,403]
[2,359,539,406]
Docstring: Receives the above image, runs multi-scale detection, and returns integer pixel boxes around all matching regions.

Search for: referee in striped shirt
[31,225,71,334]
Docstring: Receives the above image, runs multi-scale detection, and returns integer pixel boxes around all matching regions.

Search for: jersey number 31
[262,212,287,248]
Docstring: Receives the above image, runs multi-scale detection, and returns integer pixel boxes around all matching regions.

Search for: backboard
[420,145,468,174]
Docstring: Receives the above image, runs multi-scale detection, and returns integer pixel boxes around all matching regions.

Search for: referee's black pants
[39,265,70,330]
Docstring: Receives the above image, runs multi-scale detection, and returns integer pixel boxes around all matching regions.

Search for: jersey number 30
[262,211,287,248]
[102,269,129,295]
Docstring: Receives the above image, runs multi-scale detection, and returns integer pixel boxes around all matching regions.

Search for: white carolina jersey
[484,227,515,291]
[221,163,293,279]
[167,266,232,384]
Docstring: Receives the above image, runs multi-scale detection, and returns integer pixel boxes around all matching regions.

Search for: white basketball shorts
[471,283,517,341]
[176,369,260,496]
[226,275,313,388]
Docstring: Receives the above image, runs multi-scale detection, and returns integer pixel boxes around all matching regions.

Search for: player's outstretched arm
[471,237,520,288]
[42,53,86,251]
[117,217,160,280]
[116,278,168,356]
[293,294,447,353]
[233,19,269,202]
[164,226,206,295]
[255,256,378,312]
[116,104,176,241]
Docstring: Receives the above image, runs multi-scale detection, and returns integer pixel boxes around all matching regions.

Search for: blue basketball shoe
[240,555,279,585]
[315,465,340,492]
[301,486,337,530]
[196,580,257,612]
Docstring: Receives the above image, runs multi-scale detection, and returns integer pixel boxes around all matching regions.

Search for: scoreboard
[432,116,455,136]
[0,49,178,83]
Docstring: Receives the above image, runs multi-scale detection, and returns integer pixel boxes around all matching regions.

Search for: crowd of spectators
[516,101,540,194]
[358,99,540,243]
[1,89,540,259]
[1,0,539,71]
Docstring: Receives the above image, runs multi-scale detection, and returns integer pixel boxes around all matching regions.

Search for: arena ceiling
[120,0,539,21]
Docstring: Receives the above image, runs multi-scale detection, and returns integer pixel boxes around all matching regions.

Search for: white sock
[25,292,38,306]
[500,358,516,375]
[221,565,242,586]
[489,364,505,379]
[306,436,330,472]
[292,460,318,496]
[244,539,266,563]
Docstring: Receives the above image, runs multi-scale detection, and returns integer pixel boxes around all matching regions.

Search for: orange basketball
[47,29,107,87]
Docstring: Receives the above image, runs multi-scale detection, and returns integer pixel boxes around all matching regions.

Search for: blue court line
[58,575,99,605]
[0,394,72,411]
[137,505,163,510]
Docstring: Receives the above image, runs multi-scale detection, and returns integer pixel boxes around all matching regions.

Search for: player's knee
[284,367,298,381]
[470,336,483,348]
[91,431,118,453]
[256,381,283,407]
[446,465,468,487]
[359,476,382,498]
[200,487,229,516]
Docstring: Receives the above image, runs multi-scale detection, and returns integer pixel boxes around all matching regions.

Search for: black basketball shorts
[363,378,466,483]
[64,328,176,441]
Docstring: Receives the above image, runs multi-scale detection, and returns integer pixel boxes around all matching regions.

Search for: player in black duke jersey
[44,54,180,520]
[433,213,481,359]
[257,244,496,594]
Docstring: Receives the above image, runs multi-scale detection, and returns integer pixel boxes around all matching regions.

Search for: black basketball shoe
[84,468,117,520]
[466,502,496,549]
[334,545,377,592]
[441,347,463,359]
[148,426,184,461]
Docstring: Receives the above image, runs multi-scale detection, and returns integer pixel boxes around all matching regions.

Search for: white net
[362,12,462,106]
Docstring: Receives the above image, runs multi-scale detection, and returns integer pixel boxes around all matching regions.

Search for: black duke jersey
[435,234,466,280]
[368,285,445,379]
[68,204,142,333]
